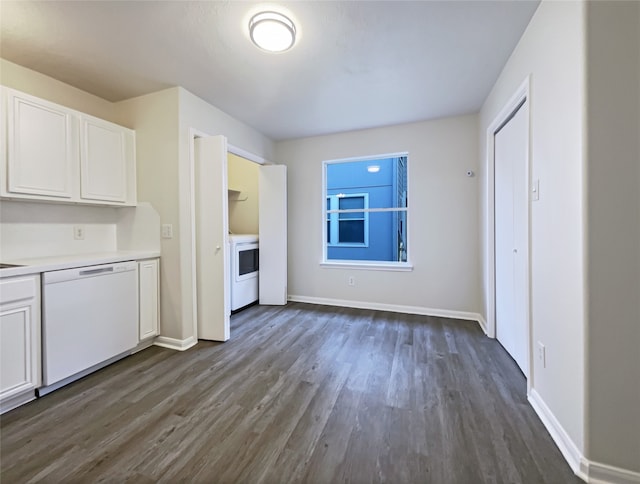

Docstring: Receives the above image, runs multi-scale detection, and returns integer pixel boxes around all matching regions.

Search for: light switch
[161,224,173,239]
[532,179,540,201]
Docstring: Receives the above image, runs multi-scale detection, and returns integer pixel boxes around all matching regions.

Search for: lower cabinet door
[138,259,159,341]
[0,275,41,413]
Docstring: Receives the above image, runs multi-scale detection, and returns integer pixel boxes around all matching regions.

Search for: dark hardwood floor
[1,302,580,483]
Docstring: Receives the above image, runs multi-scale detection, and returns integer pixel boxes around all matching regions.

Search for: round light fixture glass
[249,11,296,52]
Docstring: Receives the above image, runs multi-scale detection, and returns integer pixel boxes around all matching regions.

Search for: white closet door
[495,102,528,375]
[195,136,230,341]
[259,165,287,305]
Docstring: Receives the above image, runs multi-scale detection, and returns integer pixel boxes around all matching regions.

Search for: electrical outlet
[537,341,546,368]
[348,276,355,286]
[161,224,173,239]
[74,225,85,240]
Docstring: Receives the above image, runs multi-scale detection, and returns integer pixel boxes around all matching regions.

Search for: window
[323,154,408,266]
[327,193,369,246]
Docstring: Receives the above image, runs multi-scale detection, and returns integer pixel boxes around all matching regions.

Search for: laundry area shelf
[228,189,248,201]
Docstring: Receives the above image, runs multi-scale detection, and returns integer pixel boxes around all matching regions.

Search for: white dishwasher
[41,261,138,393]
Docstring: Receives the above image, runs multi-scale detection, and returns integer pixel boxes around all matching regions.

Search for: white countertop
[0,250,160,278]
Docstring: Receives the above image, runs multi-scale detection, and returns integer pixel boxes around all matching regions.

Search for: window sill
[320,261,414,272]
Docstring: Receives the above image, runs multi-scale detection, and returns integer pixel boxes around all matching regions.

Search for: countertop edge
[0,251,161,278]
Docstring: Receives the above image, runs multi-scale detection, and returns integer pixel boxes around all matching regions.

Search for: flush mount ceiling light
[249,11,296,52]
[367,165,381,173]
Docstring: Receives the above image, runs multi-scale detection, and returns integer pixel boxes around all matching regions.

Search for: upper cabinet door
[80,115,135,204]
[5,90,77,199]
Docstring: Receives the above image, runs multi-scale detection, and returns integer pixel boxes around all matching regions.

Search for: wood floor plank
[1,302,581,483]
[268,364,352,482]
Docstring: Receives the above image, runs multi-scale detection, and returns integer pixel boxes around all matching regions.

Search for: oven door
[235,242,259,283]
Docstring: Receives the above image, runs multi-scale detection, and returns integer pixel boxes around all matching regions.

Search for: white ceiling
[0,1,539,141]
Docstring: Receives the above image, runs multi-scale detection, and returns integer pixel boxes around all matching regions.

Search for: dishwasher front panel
[42,261,138,386]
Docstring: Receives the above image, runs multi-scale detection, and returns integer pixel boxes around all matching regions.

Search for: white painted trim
[319,261,414,272]
[227,143,269,165]
[153,335,197,351]
[0,389,36,415]
[528,389,640,484]
[477,313,488,335]
[585,461,640,484]
[323,151,410,164]
[486,75,532,386]
[188,128,212,342]
[528,389,588,480]
[288,294,484,326]
[131,337,155,354]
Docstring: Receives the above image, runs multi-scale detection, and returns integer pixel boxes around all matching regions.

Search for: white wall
[276,115,480,318]
[0,201,118,259]
[479,0,587,458]
[0,59,117,122]
[585,1,640,473]
[116,89,182,339]
[227,153,259,235]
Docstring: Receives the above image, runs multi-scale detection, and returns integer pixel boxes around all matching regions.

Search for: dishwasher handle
[79,267,114,276]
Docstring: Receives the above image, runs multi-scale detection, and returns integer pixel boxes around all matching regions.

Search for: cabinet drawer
[0,276,38,305]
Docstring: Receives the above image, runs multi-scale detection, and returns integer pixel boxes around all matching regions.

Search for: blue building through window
[324,155,408,263]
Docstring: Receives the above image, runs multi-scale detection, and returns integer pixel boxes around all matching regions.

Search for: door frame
[228,143,267,166]
[188,130,272,340]
[485,76,532,385]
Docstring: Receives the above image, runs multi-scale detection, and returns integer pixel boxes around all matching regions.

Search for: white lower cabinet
[0,274,41,413]
[138,259,159,341]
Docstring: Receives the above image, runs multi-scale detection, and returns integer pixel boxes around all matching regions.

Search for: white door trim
[228,143,269,166]
[188,128,212,341]
[485,76,532,386]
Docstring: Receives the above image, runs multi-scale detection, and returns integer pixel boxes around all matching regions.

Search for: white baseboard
[586,461,640,484]
[529,389,640,484]
[154,335,197,351]
[287,294,484,328]
[528,389,587,479]
[0,389,36,415]
[477,313,488,335]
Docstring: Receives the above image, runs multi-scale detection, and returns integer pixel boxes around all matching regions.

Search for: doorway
[227,152,260,314]
[494,97,529,376]
[227,152,260,236]
[191,134,288,343]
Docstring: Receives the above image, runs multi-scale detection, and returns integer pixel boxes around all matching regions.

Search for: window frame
[327,192,369,247]
[321,153,413,271]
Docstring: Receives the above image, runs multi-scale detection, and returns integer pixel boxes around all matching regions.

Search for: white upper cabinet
[0,87,136,206]
[80,115,135,204]
[4,89,78,199]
